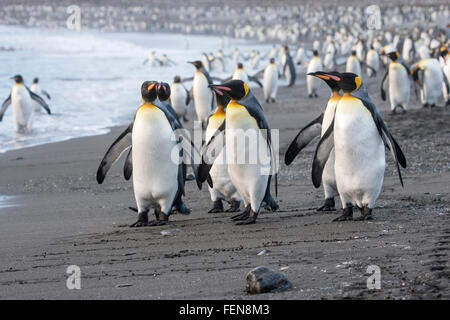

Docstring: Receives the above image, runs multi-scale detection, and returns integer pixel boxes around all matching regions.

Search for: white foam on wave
[0,26,274,153]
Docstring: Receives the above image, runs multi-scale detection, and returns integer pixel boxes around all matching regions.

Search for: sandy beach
[0,75,449,299]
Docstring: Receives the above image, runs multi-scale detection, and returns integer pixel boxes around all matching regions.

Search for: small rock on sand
[246,266,292,294]
[160,229,180,236]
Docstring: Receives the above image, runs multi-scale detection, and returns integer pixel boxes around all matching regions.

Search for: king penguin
[96,81,192,226]
[204,91,242,213]
[170,75,190,122]
[306,50,323,98]
[198,80,279,224]
[281,45,296,87]
[312,72,407,221]
[285,71,342,211]
[188,60,215,129]
[346,51,362,77]
[411,58,446,108]
[380,51,411,114]
[30,78,51,112]
[0,75,51,133]
[263,58,279,103]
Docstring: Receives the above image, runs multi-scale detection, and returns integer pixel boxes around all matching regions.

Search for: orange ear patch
[147,83,156,91]
[316,75,330,80]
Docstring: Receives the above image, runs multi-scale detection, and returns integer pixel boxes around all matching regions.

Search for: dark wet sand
[0,74,449,299]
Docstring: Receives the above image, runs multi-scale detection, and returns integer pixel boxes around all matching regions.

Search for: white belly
[389,63,410,109]
[11,85,33,132]
[307,58,323,93]
[225,102,270,211]
[366,51,379,75]
[263,66,278,99]
[422,60,444,105]
[193,72,213,124]
[321,98,339,198]
[334,97,385,208]
[132,106,179,213]
[170,84,188,118]
[232,70,249,83]
[29,84,43,112]
[346,58,361,76]
[205,116,240,201]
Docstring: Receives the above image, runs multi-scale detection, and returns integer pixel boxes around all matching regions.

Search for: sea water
[0,26,274,153]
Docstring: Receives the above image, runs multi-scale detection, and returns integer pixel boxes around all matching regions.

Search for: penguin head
[440,46,448,58]
[269,58,275,64]
[308,71,341,92]
[237,62,243,69]
[188,60,203,69]
[141,81,158,102]
[209,80,249,101]
[173,75,181,83]
[156,82,171,101]
[11,75,24,84]
[33,77,39,84]
[335,72,362,93]
[385,51,399,61]
[351,50,357,56]
[313,50,319,57]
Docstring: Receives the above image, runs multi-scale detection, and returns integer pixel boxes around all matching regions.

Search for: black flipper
[0,94,11,122]
[312,118,335,188]
[283,53,296,87]
[27,88,51,114]
[381,69,389,101]
[442,69,450,94]
[41,90,51,100]
[184,86,191,106]
[96,121,133,184]
[123,148,132,180]
[360,61,377,76]
[284,113,324,165]
[196,120,226,184]
[379,120,407,186]
[248,75,263,88]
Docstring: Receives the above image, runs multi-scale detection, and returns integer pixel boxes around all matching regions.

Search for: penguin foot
[446,100,450,106]
[225,199,240,212]
[235,210,258,225]
[262,195,279,211]
[148,211,169,226]
[423,103,429,108]
[231,204,250,219]
[148,220,168,226]
[430,104,436,108]
[355,207,373,221]
[231,212,250,221]
[333,206,353,222]
[174,201,191,215]
[270,98,276,103]
[208,200,224,213]
[185,174,195,181]
[316,198,336,212]
[130,211,149,227]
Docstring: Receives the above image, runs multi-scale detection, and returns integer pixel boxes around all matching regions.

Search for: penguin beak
[309,72,341,81]
[209,84,232,96]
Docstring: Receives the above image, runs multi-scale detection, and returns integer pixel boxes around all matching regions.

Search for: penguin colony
[95,27,450,226]
[2,2,450,228]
